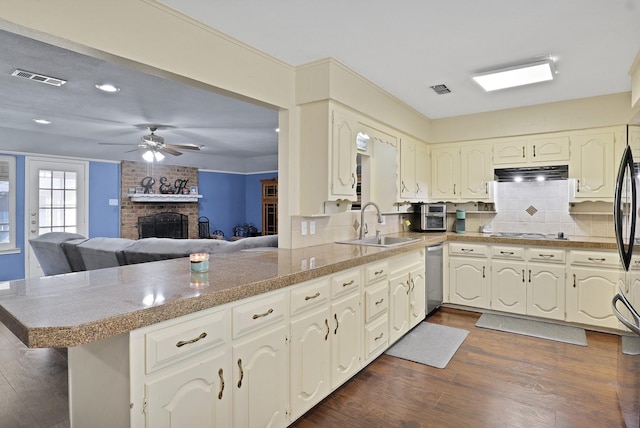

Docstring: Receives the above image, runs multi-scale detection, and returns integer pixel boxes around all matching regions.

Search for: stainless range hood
[494,165,568,182]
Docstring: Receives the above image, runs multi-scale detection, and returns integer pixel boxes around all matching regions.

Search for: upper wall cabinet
[299,102,359,214]
[493,136,569,166]
[399,136,429,202]
[569,127,621,201]
[430,143,493,202]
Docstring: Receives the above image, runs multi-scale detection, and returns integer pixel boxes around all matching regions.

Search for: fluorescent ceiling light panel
[473,60,555,91]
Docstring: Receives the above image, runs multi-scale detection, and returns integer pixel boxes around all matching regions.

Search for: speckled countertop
[0,232,617,348]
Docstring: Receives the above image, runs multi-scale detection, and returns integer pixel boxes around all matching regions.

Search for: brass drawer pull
[538,254,555,259]
[343,279,355,287]
[334,313,339,334]
[460,248,474,253]
[374,269,385,276]
[374,332,384,341]
[588,257,606,262]
[218,368,225,399]
[305,292,320,301]
[500,251,514,255]
[237,358,244,388]
[176,332,207,348]
[324,318,330,341]
[375,298,384,306]
[252,308,274,319]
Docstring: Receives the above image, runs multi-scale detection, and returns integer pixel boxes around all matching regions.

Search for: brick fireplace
[120,161,199,240]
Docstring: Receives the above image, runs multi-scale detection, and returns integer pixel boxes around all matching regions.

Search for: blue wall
[198,171,277,239]
[89,161,120,238]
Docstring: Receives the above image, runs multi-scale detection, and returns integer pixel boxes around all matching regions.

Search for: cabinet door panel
[145,351,231,428]
[233,325,289,428]
[570,132,614,199]
[400,138,417,198]
[389,271,410,343]
[409,266,426,328]
[460,145,492,200]
[290,307,331,420]
[493,140,527,165]
[449,258,488,308]
[331,110,357,197]
[491,260,526,314]
[567,268,618,328]
[430,146,459,201]
[529,136,569,163]
[331,293,361,388]
[527,264,565,320]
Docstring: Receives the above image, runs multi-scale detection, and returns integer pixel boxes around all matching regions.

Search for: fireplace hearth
[138,212,189,239]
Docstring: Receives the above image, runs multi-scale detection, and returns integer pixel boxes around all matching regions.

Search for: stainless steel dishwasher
[425,243,443,316]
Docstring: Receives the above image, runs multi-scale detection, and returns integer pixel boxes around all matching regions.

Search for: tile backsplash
[291,180,614,248]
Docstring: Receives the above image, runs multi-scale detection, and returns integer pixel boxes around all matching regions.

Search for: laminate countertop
[0,232,617,349]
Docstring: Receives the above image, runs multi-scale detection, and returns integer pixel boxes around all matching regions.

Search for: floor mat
[476,313,587,346]
[385,322,468,369]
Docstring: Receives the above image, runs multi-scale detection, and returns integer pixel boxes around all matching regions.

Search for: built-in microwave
[411,203,447,232]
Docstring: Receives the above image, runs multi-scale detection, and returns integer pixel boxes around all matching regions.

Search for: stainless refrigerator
[612,129,640,427]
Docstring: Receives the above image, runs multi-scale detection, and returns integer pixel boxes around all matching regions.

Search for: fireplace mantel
[128,194,203,203]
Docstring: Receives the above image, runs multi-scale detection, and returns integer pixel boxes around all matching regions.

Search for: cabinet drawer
[290,277,331,316]
[492,245,525,260]
[145,309,230,374]
[232,291,288,339]
[569,250,618,268]
[364,315,388,360]
[364,261,389,285]
[331,268,361,298]
[449,242,488,257]
[364,282,388,323]
[527,247,566,263]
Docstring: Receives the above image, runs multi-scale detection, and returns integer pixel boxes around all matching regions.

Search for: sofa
[29,233,278,276]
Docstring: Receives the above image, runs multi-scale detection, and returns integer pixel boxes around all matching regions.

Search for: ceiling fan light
[142,150,155,162]
[154,151,165,161]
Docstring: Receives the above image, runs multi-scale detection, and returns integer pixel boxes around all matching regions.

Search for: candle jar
[190,271,210,289]
[190,253,210,272]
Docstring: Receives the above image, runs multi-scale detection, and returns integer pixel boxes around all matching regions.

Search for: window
[0,156,16,252]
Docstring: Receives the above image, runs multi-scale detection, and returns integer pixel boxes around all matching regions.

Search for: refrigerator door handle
[614,143,637,271]
[612,292,640,335]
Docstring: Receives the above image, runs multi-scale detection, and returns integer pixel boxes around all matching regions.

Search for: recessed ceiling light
[33,119,52,125]
[95,83,120,93]
[473,59,555,92]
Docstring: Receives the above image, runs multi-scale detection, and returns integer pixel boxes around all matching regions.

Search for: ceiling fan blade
[160,147,183,156]
[164,144,201,151]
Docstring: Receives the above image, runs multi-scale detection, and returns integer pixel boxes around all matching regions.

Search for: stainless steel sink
[336,236,420,247]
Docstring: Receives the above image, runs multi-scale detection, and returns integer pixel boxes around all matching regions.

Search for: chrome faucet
[360,202,384,240]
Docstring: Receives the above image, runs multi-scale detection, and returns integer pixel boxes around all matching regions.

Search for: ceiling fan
[100,126,204,160]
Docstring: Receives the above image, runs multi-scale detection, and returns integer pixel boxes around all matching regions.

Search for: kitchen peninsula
[0,231,620,427]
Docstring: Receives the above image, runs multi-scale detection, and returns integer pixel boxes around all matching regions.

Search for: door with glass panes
[26,158,88,278]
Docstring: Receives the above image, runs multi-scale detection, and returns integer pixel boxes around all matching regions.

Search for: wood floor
[0,307,626,428]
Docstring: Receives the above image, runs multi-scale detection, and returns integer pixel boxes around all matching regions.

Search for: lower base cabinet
[330,292,362,388]
[566,266,620,329]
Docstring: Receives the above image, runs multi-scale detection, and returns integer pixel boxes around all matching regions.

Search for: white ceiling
[1,0,640,171]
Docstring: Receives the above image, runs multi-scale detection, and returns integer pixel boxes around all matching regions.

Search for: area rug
[476,313,587,346]
[385,322,468,369]
[622,335,640,355]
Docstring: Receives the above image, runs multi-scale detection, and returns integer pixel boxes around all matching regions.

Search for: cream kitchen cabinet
[491,246,565,320]
[459,143,493,200]
[388,250,425,344]
[299,101,360,214]
[362,260,389,363]
[448,242,490,308]
[232,291,290,428]
[289,277,331,420]
[566,250,620,329]
[569,129,616,201]
[431,143,493,202]
[493,136,569,166]
[399,136,429,201]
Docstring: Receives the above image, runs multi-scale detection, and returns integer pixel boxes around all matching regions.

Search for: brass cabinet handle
[522,269,525,283]
[305,292,320,301]
[538,254,555,259]
[528,269,531,283]
[500,251,514,256]
[218,368,225,399]
[252,308,274,319]
[482,266,485,278]
[176,332,207,348]
[485,182,488,194]
[401,180,408,192]
[352,173,356,189]
[453,184,456,195]
[237,358,244,388]
[334,313,339,334]
[573,274,576,288]
[343,279,355,287]
[375,298,384,306]
[410,278,415,292]
[416,183,420,194]
[588,257,606,262]
[374,332,384,341]
[577,179,580,192]
[374,269,384,276]
[522,146,525,158]
[461,248,474,253]
[406,280,410,295]
[533,144,536,157]
[324,318,330,341]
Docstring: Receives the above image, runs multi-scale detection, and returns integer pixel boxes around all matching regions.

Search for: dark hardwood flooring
[0,307,626,427]
[293,308,626,428]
